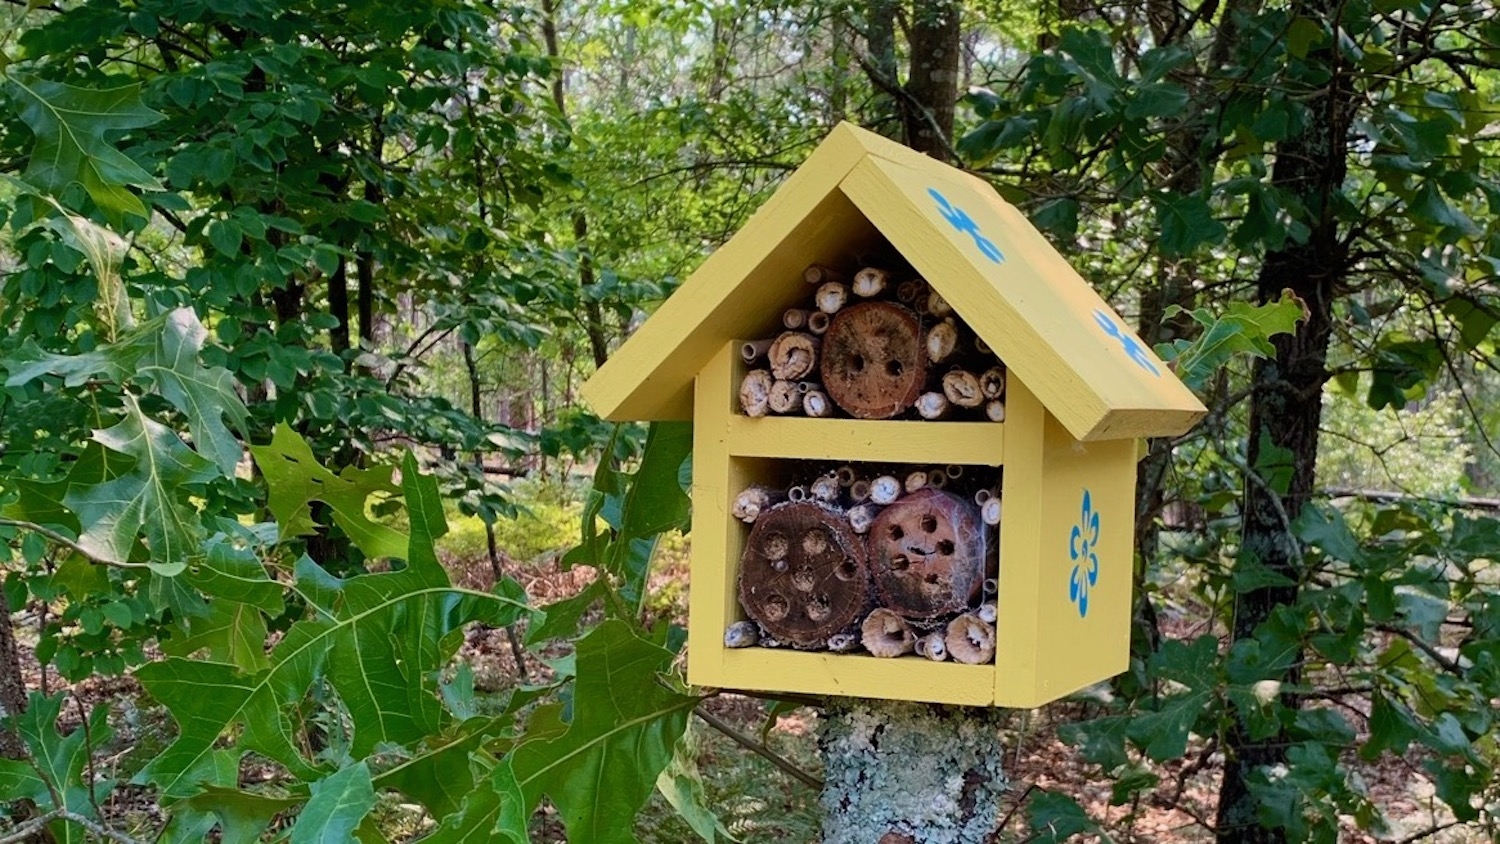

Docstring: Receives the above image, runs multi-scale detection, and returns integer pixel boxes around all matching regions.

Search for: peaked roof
[582,123,1206,442]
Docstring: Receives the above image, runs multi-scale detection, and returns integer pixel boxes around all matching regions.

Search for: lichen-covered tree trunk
[819,700,1006,844]
[1214,2,1349,837]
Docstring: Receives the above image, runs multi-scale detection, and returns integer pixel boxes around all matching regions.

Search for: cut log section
[861,607,915,657]
[769,331,819,381]
[820,302,928,419]
[945,613,996,665]
[739,369,773,418]
[803,390,833,417]
[867,488,986,620]
[739,502,872,648]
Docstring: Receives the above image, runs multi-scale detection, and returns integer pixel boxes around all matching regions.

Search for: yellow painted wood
[582,124,883,423]
[687,343,738,690]
[719,648,997,706]
[838,154,1206,442]
[1017,388,1139,707]
[727,415,1004,464]
[992,378,1047,706]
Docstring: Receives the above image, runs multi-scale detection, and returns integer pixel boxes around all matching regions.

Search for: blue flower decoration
[1092,309,1161,377]
[1068,489,1100,617]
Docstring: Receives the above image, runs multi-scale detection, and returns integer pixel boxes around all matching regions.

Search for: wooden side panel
[1010,387,1139,707]
[838,156,1206,442]
[687,344,738,690]
[992,379,1046,706]
[583,125,882,423]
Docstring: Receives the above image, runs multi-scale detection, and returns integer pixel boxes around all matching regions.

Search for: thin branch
[0,808,147,844]
[693,705,823,791]
[0,519,146,570]
[1375,624,1463,675]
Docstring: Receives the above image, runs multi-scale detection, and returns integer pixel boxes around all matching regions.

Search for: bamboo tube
[925,290,953,317]
[904,471,929,494]
[847,502,881,534]
[835,465,857,487]
[849,479,871,503]
[783,308,811,330]
[810,474,842,502]
[981,498,1002,526]
[926,469,948,489]
[916,391,950,420]
[985,400,1006,422]
[945,614,996,665]
[816,282,850,314]
[739,369,773,418]
[804,265,842,285]
[895,279,925,305]
[945,464,964,479]
[803,390,834,417]
[978,602,997,625]
[768,379,800,414]
[926,319,959,363]
[869,475,901,505]
[852,267,889,298]
[769,331,819,380]
[979,366,1006,399]
[741,338,774,364]
[861,608,915,658]
[975,336,993,356]
[942,370,984,408]
[828,632,861,653]
[807,311,831,335]
[915,631,949,661]
[725,621,760,648]
[731,485,784,523]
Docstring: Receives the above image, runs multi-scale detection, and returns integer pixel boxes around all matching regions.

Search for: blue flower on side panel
[1068,489,1100,617]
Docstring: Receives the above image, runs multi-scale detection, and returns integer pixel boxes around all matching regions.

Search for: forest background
[0,0,1498,842]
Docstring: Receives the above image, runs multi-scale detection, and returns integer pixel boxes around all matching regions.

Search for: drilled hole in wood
[836,560,859,581]
[792,569,816,592]
[885,359,903,376]
[919,514,938,533]
[887,524,904,541]
[762,532,789,560]
[851,354,866,372]
[807,595,832,621]
[802,528,830,556]
[891,553,909,571]
[763,594,789,621]
[924,572,941,585]
[937,539,955,555]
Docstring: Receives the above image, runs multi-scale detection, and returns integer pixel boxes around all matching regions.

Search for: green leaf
[374,716,510,817]
[137,542,527,795]
[656,728,733,843]
[1360,693,1419,760]
[1159,293,1305,388]
[140,309,251,476]
[250,423,408,559]
[160,598,270,672]
[497,620,699,844]
[1026,790,1096,842]
[291,762,377,844]
[2,692,114,842]
[64,397,218,574]
[9,73,163,220]
[1127,689,1212,761]
[1286,17,1326,59]
[1154,194,1226,258]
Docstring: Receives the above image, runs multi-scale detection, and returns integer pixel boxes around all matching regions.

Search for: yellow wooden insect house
[581,123,1206,708]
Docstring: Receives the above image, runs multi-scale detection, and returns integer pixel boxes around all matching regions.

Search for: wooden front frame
[687,342,1140,708]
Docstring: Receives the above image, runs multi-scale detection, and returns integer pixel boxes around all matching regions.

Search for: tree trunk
[863,0,900,133]
[328,255,350,355]
[819,699,1006,843]
[0,593,27,760]
[902,1,961,158]
[1215,4,1348,837]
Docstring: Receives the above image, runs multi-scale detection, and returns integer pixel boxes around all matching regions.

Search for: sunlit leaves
[8,73,162,220]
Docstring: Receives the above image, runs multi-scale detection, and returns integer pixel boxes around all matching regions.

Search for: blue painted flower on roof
[1092,309,1161,377]
[928,187,1005,264]
[1068,489,1100,618]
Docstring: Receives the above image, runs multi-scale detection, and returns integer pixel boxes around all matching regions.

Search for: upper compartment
[581,122,1206,442]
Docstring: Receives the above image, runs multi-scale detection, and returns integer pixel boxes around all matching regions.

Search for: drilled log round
[739,502,871,648]
[820,302,927,419]
[769,331,819,381]
[867,488,986,620]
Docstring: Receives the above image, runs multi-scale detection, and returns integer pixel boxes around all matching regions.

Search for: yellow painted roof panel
[582,123,1206,441]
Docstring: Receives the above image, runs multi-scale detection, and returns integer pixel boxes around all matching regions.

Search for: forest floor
[5,539,1489,843]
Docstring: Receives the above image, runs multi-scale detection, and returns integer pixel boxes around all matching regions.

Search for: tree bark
[902,1,961,158]
[1215,4,1349,838]
[819,699,1006,843]
[0,593,27,760]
